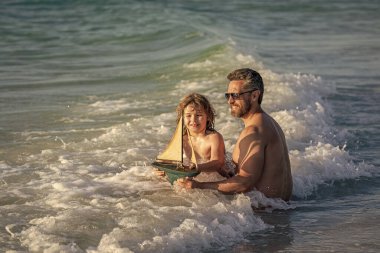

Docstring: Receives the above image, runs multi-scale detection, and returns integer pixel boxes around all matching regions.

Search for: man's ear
[252,90,260,102]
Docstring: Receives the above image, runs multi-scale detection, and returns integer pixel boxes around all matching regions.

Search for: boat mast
[181,113,183,165]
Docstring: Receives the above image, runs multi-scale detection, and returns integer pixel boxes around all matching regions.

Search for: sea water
[0,0,379,252]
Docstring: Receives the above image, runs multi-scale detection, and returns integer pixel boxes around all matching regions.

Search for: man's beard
[230,100,251,118]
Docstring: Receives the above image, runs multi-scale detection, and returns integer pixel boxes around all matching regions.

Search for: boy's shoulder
[205,130,224,140]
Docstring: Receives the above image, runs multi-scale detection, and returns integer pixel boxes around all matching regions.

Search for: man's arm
[179,127,265,193]
[190,174,255,194]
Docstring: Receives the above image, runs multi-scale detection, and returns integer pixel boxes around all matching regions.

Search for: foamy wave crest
[90,193,268,253]
[249,57,376,198]
[291,143,374,198]
[171,80,215,96]
[219,52,377,199]
[183,59,214,69]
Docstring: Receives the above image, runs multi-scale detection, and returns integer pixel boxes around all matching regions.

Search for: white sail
[156,117,183,164]
[155,116,198,168]
[186,128,198,167]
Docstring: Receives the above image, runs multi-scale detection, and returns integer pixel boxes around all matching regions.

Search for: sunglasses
[224,89,258,100]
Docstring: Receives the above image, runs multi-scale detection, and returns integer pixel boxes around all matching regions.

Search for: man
[177,68,293,201]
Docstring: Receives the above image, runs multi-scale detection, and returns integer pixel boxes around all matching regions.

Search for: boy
[156,93,230,178]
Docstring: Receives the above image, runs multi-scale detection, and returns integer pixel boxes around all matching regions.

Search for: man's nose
[227,95,234,104]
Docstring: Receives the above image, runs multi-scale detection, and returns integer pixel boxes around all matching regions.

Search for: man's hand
[176,177,196,189]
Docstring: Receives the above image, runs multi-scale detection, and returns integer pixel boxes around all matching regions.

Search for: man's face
[226,80,252,118]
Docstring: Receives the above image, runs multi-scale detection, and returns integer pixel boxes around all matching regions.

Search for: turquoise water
[1,0,379,252]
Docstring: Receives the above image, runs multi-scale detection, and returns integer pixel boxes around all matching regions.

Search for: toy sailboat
[152,116,200,184]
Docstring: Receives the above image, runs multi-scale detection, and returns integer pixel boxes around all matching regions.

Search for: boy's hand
[188,162,198,171]
[153,169,166,177]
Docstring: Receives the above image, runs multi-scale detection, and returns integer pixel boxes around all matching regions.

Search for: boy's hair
[176,93,215,131]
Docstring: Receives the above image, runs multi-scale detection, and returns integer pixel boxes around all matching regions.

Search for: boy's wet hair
[176,93,215,131]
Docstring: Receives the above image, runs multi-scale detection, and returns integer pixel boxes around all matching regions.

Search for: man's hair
[176,93,215,131]
[227,68,264,104]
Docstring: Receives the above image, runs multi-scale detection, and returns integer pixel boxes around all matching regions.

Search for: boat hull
[152,162,200,184]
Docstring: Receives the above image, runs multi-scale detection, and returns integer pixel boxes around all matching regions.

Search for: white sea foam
[89,192,268,253]
[183,59,214,69]
[290,143,374,198]
[171,80,212,96]
[87,99,157,115]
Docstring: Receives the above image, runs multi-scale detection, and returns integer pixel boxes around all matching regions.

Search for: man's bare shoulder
[240,125,261,138]
[241,112,266,134]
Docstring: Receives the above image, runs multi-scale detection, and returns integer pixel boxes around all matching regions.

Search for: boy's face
[183,104,207,134]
